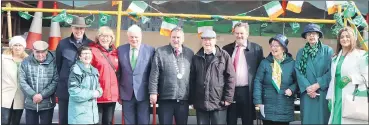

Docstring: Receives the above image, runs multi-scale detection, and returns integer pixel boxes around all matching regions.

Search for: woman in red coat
[90,26,119,125]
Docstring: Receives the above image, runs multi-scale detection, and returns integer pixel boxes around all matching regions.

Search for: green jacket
[253,53,297,122]
[68,61,102,124]
[295,43,333,124]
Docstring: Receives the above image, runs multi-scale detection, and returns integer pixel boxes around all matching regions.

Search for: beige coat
[1,54,24,109]
[326,49,368,124]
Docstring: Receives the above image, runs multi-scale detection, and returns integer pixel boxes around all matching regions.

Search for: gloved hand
[338,76,351,89]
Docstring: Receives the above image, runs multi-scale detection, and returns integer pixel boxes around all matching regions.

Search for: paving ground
[18,103,302,124]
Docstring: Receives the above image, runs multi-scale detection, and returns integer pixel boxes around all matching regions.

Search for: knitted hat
[9,35,27,47]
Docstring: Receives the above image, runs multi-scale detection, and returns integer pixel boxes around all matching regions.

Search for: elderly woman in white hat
[1,35,28,125]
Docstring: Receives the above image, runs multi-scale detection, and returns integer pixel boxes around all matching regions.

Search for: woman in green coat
[254,34,297,125]
[295,23,334,124]
[68,46,103,124]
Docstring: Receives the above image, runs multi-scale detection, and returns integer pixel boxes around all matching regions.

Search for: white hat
[9,36,27,47]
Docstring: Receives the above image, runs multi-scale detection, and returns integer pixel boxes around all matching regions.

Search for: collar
[69,33,87,43]
[273,53,286,64]
[171,45,183,53]
[235,40,248,47]
[204,47,216,55]
[130,44,141,51]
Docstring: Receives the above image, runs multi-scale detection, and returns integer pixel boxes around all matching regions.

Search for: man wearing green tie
[117,24,155,124]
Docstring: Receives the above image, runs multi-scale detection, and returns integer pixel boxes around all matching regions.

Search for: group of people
[1,15,368,125]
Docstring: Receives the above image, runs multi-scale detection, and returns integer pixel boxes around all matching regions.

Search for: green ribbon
[361,40,368,45]
[42,16,54,19]
[18,11,32,20]
[332,24,343,36]
[334,13,344,27]
[289,22,300,34]
[85,14,94,26]
[99,13,111,26]
[343,4,357,18]
[352,15,368,27]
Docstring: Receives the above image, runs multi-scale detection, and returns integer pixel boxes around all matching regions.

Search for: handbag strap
[97,48,117,72]
[354,75,369,103]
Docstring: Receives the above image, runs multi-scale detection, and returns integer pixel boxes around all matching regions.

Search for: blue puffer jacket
[68,61,102,124]
[253,53,297,122]
[19,51,58,111]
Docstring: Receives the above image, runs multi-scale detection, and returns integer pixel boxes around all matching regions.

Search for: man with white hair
[117,24,155,124]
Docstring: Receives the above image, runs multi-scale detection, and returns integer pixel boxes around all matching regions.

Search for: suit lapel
[124,45,133,73]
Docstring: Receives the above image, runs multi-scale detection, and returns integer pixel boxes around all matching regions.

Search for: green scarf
[298,41,322,75]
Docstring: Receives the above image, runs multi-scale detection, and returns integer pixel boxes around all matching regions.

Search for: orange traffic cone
[26,0,43,49]
[48,1,61,50]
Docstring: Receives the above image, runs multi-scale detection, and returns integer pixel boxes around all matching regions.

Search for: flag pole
[115,1,123,46]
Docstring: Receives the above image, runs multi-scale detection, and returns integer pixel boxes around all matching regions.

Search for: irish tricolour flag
[326,1,348,15]
[127,1,148,22]
[286,1,304,13]
[197,21,214,36]
[160,17,179,36]
[264,1,284,18]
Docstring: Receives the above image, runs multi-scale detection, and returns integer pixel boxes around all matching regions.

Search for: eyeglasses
[306,32,318,36]
[99,35,112,38]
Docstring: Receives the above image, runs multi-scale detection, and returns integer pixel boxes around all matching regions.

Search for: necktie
[233,45,241,72]
[131,48,137,70]
[175,49,180,57]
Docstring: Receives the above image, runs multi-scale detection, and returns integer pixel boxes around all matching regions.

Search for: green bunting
[52,10,67,22]
[85,14,94,26]
[334,13,344,27]
[343,4,357,18]
[289,22,300,34]
[52,10,73,23]
[352,15,368,27]
[18,11,32,20]
[332,25,342,36]
[98,13,111,26]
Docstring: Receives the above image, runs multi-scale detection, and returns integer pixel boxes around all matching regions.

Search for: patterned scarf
[271,54,286,92]
[298,41,322,75]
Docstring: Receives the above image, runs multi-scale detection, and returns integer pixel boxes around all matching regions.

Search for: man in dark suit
[117,24,155,125]
[149,27,194,124]
[222,22,264,125]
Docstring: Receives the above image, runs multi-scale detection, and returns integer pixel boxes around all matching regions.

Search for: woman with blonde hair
[326,26,368,124]
[1,35,29,125]
[89,26,119,125]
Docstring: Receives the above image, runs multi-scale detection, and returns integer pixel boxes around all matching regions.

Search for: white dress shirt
[231,41,249,86]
